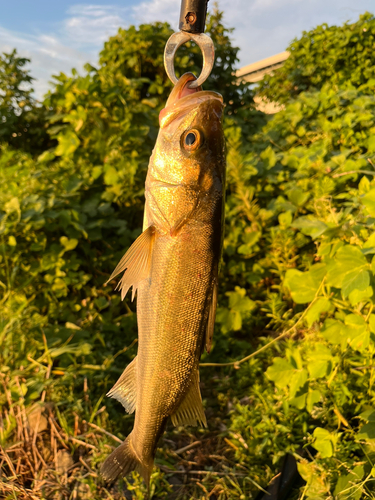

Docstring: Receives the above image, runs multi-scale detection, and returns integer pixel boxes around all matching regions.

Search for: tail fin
[100,434,153,485]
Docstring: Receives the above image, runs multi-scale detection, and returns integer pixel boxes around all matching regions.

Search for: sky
[0,0,373,99]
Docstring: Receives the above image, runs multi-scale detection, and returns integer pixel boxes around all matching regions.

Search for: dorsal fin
[171,369,207,428]
[106,225,156,301]
[205,279,218,354]
[107,357,137,414]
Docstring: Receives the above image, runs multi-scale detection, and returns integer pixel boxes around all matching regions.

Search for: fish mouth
[159,72,223,128]
[165,73,202,107]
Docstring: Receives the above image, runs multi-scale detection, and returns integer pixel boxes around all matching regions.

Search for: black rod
[179,0,209,34]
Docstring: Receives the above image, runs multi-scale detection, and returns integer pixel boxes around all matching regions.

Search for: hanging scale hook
[164,0,214,89]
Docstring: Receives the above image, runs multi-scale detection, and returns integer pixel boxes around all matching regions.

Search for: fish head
[149,73,225,191]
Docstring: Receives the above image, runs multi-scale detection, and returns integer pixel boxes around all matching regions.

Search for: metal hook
[164,31,215,89]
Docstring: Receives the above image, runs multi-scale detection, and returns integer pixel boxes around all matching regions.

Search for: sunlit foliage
[1,9,375,500]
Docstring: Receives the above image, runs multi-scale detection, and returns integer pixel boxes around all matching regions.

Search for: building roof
[236,51,290,83]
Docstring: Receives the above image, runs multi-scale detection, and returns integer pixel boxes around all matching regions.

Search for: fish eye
[182,129,202,152]
[185,132,196,146]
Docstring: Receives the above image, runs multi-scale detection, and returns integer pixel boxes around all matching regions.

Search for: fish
[101,72,226,484]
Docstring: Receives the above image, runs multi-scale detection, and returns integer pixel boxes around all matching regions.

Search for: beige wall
[236,51,289,114]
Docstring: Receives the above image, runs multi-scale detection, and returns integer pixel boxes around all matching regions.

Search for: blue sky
[0,0,373,98]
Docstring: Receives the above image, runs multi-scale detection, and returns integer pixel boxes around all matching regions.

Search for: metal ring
[164,31,215,89]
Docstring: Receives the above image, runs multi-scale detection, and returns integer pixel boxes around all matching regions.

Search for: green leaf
[289,369,308,398]
[317,241,331,256]
[292,216,328,239]
[265,358,295,389]
[297,461,329,497]
[348,285,373,306]
[358,175,370,194]
[231,311,242,331]
[284,264,325,304]
[216,288,255,333]
[260,146,276,168]
[91,166,102,180]
[55,130,80,156]
[321,319,346,347]
[289,392,307,409]
[286,187,309,207]
[37,150,55,163]
[362,188,375,216]
[369,315,375,333]
[357,422,375,440]
[286,346,303,370]
[4,197,20,215]
[307,344,333,379]
[242,231,261,247]
[104,166,119,186]
[306,390,321,413]
[368,136,375,153]
[304,298,331,327]
[238,231,261,254]
[94,297,109,310]
[64,176,82,193]
[326,245,369,298]
[359,409,375,422]
[312,427,335,458]
[278,211,292,228]
[227,287,255,313]
[334,465,364,500]
[60,236,78,251]
[215,307,232,334]
[344,314,370,351]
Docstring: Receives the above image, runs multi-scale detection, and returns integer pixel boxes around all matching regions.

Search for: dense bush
[2,8,375,500]
[258,12,375,104]
[222,83,375,496]
[0,50,51,154]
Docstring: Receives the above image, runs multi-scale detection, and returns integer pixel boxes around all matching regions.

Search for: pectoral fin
[205,279,218,354]
[107,357,137,414]
[171,369,207,428]
[106,225,155,301]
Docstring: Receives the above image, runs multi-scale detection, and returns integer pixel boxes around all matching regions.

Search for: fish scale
[101,73,225,484]
[134,227,212,453]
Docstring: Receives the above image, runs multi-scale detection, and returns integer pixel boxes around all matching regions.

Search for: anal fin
[107,357,137,414]
[106,225,155,301]
[171,369,207,428]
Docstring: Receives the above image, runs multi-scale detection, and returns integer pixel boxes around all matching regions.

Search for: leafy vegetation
[2,8,375,500]
[258,12,375,104]
[0,50,51,153]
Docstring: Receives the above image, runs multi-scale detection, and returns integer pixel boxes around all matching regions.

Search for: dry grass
[0,370,252,500]
[0,371,113,499]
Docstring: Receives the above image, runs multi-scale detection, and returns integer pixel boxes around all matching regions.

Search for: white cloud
[133,0,179,28]
[0,4,131,99]
[63,4,129,45]
[0,27,89,99]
